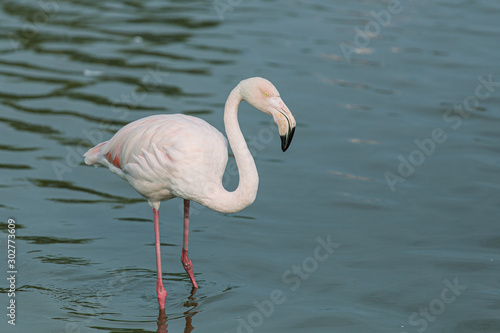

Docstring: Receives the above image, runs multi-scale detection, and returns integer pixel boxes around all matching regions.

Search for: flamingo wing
[84,114,228,203]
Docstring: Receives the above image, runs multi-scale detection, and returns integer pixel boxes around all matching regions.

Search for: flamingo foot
[181,248,198,289]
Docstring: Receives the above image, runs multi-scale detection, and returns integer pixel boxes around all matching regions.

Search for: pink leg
[153,207,167,309]
[181,200,198,289]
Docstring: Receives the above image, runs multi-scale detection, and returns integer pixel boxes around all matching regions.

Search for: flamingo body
[84,114,228,209]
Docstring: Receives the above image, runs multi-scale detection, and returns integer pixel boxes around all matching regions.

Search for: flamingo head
[239,77,296,152]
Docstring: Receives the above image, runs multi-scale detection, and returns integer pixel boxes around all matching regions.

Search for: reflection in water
[157,288,199,333]
[157,310,168,333]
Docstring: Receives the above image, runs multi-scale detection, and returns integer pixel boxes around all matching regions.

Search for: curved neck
[203,85,259,214]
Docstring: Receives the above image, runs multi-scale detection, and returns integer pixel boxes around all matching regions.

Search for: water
[1,0,500,332]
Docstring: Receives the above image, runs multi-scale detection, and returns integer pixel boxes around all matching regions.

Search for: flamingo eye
[264,92,270,97]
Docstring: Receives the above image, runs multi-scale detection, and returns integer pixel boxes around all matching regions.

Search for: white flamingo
[84,77,296,310]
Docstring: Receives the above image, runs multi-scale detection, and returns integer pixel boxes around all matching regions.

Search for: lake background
[1,0,500,332]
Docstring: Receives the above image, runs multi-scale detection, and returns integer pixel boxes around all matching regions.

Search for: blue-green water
[1,0,500,332]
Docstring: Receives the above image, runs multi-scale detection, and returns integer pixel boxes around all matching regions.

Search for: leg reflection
[157,309,168,333]
[156,287,200,333]
[183,287,199,333]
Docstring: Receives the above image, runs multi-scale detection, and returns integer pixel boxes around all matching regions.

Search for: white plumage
[84,114,228,208]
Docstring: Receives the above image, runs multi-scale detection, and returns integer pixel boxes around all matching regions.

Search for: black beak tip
[280,136,288,152]
[280,127,295,152]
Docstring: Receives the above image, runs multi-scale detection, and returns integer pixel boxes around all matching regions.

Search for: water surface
[1,0,500,332]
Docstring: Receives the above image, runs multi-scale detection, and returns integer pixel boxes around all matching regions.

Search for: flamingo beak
[277,107,296,152]
[268,97,296,152]
[281,125,295,152]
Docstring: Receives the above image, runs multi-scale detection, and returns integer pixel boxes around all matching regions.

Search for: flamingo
[83,77,296,310]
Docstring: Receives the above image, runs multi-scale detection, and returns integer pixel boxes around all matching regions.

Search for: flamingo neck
[204,85,259,214]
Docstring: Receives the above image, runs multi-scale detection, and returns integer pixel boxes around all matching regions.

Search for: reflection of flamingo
[157,289,199,333]
[84,77,296,310]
